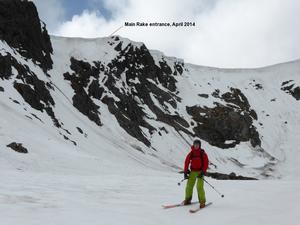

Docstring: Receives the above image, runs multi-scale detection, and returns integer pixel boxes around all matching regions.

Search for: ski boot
[183,198,192,205]
[200,202,206,208]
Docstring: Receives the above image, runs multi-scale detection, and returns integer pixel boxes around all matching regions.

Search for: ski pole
[203,178,224,198]
[177,178,188,186]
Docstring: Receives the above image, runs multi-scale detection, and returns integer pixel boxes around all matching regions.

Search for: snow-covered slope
[1,33,300,179]
[1,0,300,181]
[1,170,299,225]
[182,60,300,179]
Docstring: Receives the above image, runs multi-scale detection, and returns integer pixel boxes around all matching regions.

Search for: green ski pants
[185,171,206,203]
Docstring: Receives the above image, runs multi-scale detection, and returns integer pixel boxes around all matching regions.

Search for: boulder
[7,142,28,153]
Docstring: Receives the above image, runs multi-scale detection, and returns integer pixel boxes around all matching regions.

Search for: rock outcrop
[6,142,28,153]
[187,88,260,148]
[0,0,53,72]
[281,80,300,100]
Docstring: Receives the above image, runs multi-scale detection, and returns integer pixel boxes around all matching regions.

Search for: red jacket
[184,146,209,173]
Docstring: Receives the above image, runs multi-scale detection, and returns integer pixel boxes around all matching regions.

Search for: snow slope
[0,170,299,225]
[52,35,300,179]
[182,60,300,179]
[1,35,300,179]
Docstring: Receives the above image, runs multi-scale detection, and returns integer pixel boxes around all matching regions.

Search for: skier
[183,139,209,208]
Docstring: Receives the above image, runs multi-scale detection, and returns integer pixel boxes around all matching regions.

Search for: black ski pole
[203,178,224,198]
[177,178,188,186]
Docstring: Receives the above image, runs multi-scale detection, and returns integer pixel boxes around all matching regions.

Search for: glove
[184,170,190,179]
[198,171,205,178]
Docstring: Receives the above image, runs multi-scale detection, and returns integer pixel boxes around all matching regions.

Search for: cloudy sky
[32,0,300,68]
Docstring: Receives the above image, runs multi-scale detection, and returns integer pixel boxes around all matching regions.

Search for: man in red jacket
[183,139,209,208]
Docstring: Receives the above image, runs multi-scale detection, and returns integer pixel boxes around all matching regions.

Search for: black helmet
[193,139,201,146]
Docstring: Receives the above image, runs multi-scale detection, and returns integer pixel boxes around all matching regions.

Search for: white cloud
[45,0,300,68]
[55,10,112,37]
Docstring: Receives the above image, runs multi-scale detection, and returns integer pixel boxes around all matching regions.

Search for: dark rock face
[293,87,300,100]
[11,61,55,111]
[1,53,52,105]
[60,133,77,146]
[0,42,60,128]
[281,80,300,100]
[13,75,60,128]
[0,54,13,79]
[89,80,104,99]
[14,82,44,110]
[205,171,257,180]
[198,93,209,98]
[73,89,102,126]
[0,0,53,71]
[0,86,4,92]
[187,88,260,148]
[63,40,190,146]
[63,57,102,126]
[76,127,83,134]
[102,44,166,146]
[6,142,28,153]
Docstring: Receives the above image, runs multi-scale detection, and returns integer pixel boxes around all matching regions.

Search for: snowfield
[0,170,299,225]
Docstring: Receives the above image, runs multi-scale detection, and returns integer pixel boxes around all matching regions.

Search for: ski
[189,202,212,213]
[162,201,199,209]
